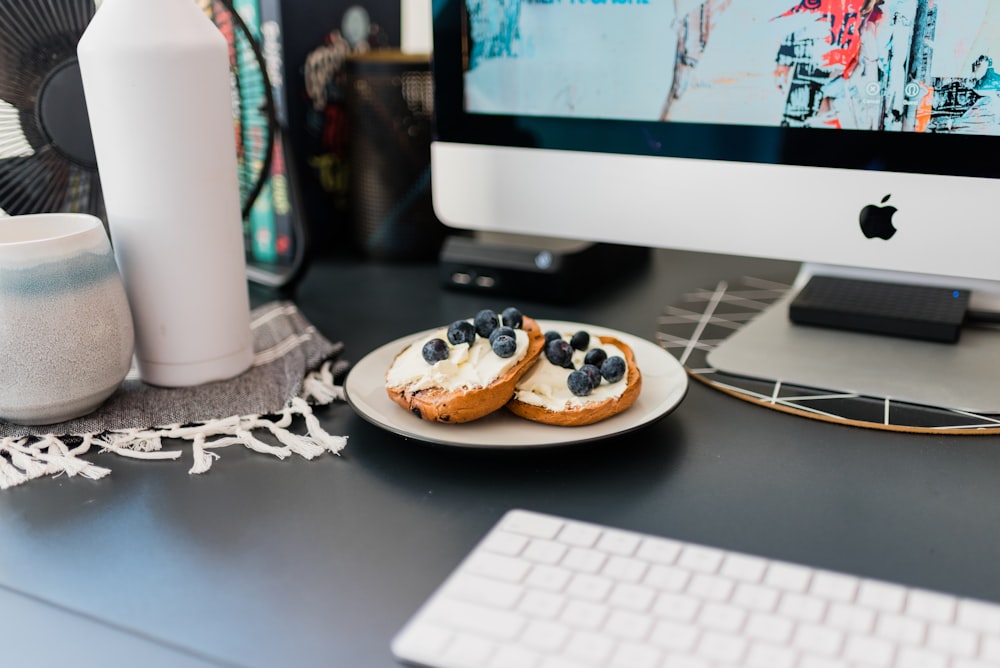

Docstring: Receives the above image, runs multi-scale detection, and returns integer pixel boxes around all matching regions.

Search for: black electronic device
[789,275,971,343]
[439,234,649,303]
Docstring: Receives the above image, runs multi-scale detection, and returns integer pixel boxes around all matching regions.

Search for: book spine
[257,0,295,262]
[231,0,278,264]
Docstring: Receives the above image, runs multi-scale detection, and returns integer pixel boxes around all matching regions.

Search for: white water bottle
[77,0,253,387]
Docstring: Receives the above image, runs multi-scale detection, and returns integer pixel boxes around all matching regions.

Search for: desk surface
[2,248,1000,667]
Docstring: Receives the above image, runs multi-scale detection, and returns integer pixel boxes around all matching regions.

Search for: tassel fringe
[0,361,348,489]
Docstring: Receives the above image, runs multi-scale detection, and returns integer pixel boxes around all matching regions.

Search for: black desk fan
[0,0,306,287]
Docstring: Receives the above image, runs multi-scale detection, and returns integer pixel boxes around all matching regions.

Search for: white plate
[343,320,689,448]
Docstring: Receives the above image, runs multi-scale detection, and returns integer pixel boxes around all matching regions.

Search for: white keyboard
[392,509,1000,668]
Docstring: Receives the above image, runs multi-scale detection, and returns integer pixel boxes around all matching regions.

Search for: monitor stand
[706,263,1000,414]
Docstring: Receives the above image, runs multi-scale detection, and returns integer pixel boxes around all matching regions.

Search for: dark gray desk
[2,249,999,667]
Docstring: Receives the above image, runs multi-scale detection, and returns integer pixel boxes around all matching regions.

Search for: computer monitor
[430,0,1000,413]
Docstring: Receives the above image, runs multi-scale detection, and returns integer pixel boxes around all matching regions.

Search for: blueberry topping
[492,333,517,358]
[584,348,608,367]
[545,338,575,369]
[601,356,626,383]
[490,325,516,345]
[567,370,593,397]
[447,320,476,346]
[579,363,602,389]
[501,307,523,329]
[570,330,590,351]
[474,309,499,338]
[544,330,562,345]
[422,338,449,363]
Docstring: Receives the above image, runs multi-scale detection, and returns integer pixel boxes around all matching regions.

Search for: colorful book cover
[203,0,297,266]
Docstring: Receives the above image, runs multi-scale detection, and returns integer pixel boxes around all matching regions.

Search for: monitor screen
[430,0,1000,411]
[463,1,999,137]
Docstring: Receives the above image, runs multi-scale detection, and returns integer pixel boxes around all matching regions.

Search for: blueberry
[474,309,499,338]
[545,338,575,369]
[570,330,590,351]
[447,320,476,346]
[579,363,602,389]
[544,330,562,345]
[492,333,517,358]
[567,370,593,397]
[501,307,523,329]
[421,338,449,363]
[601,356,626,383]
[490,325,516,345]
[584,348,608,367]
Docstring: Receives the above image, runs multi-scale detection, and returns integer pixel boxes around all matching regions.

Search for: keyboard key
[465,551,531,582]
[654,592,701,622]
[609,641,662,668]
[563,547,607,574]
[567,573,613,601]
[745,641,796,668]
[607,582,656,612]
[764,561,812,592]
[926,623,977,657]
[522,620,570,652]
[645,564,690,592]
[732,582,780,613]
[687,573,733,602]
[559,522,602,548]
[428,599,525,640]
[443,634,495,666]
[519,590,565,619]
[561,599,608,629]
[490,644,541,668]
[720,552,768,583]
[677,544,724,573]
[906,589,957,623]
[482,530,529,556]
[503,510,563,539]
[809,570,859,603]
[649,619,698,652]
[843,633,895,666]
[565,630,615,664]
[603,555,647,583]
[596,529,641,556]
[745,612,794,644]
[604,608,653,641]
[636,537,682,565]
[523,538,568,565]
[526,564,572,592]
[857,579,907,613]
[444,573,523,608]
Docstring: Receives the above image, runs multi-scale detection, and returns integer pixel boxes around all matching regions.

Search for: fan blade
[0,98,33,158]
[0,149,70,216]
[0,0,96,109]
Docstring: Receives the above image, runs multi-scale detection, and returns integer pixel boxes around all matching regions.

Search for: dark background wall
[280,1,401,256]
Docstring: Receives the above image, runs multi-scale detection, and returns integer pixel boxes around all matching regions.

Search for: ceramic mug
[0,213,134,425]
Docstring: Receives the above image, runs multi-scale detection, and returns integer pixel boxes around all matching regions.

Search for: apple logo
[859,194,898,240]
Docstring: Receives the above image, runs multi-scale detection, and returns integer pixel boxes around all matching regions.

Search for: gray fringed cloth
[0,301,350,489]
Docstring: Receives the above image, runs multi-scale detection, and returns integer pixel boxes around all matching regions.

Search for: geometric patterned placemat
[656,276,1000,435]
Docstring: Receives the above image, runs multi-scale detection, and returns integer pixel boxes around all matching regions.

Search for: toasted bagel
[386,315,545,423]
[507,334,641,427]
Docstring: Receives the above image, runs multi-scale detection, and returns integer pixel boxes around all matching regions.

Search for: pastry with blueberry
[385,307,545,423]
[506,328,642,426]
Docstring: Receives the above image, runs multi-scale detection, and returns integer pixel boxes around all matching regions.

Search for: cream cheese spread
[386,326,530,391]
[514,332,628,411]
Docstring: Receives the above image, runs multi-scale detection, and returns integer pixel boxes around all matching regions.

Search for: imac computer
[429,0,1000,413]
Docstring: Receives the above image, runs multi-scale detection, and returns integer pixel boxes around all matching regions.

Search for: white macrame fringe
[0,361,348,489]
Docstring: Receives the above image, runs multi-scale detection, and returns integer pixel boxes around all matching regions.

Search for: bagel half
[386,316,545,423]
[507,334,642,427]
